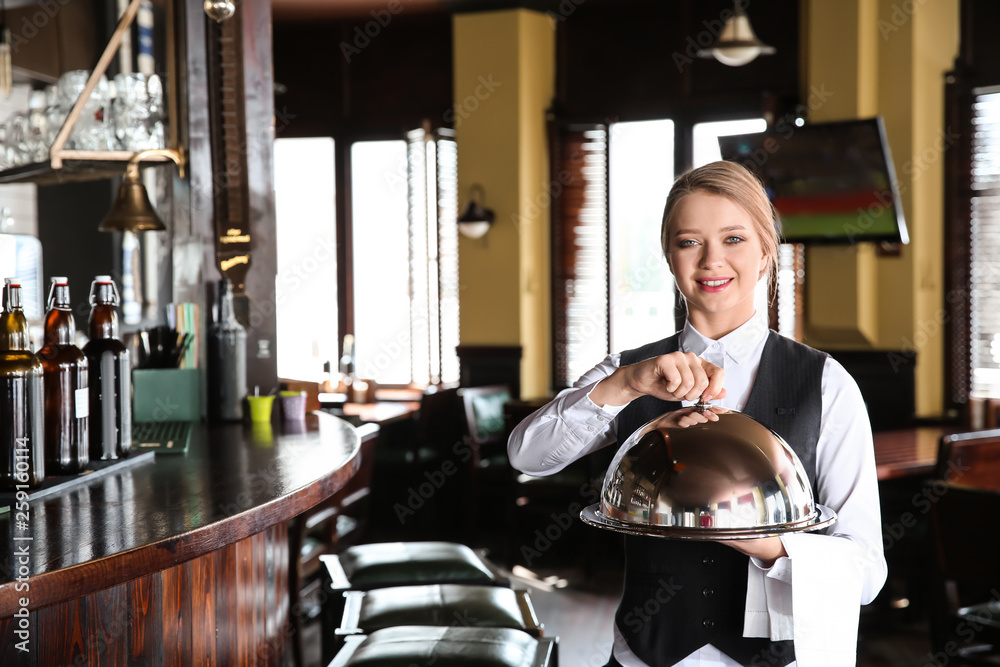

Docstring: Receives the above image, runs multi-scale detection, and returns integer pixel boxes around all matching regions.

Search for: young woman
[508,161,886,666]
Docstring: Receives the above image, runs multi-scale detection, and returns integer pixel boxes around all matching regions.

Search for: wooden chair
[457,385,516,544]
[936,428,1000,491]
[927,482,1000,664]
[503,399,616,575]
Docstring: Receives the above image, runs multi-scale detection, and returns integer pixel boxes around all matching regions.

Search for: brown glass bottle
[0,277,45,491]
[39,277,89,473]
[83,275,131,461]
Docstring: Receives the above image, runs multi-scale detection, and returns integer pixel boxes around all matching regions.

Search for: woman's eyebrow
[673,224,747,236]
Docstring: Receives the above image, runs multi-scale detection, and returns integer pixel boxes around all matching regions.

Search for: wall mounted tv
[718,117,908,245]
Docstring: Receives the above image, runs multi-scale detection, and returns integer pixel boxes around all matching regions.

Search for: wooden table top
[872,425,954,481]
[0,411,361,616]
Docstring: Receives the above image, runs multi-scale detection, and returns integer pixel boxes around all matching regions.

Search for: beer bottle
[39,277,89,473]
[207,278,246,422]
[84,275,131,460]
[0,277,45,490]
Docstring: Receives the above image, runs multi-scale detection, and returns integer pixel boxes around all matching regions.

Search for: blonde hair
[660,160,780,285]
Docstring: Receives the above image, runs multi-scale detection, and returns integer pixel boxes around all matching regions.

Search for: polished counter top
[0,411,360,616]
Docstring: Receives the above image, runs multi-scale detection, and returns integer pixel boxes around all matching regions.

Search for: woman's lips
[696,278,733,293]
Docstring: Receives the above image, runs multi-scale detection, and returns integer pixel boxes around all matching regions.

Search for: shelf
[0,151,178,185]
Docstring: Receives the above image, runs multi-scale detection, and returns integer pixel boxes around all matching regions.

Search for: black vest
[613,331,827,667]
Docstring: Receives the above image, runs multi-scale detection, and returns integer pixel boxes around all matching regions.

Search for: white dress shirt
[508,310,887,667]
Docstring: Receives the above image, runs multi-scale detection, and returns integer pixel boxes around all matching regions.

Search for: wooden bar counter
[0,411,361,665]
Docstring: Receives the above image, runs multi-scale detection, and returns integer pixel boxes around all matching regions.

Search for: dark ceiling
[270,0,577,21]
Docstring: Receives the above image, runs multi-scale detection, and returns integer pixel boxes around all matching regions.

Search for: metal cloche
[581,401,837,540]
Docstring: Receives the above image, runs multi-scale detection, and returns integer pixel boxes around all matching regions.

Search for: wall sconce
[457,184,495,239]
[99,149,184,232]
[696,2,775,67]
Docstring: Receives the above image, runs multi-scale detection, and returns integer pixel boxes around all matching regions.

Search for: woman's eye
[678,239,698,248]
[726,236,745,244]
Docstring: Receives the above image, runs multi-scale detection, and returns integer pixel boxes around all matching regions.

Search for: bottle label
[75,387,90,418]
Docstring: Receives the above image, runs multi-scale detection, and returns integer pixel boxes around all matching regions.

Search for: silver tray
[580,503,837,540]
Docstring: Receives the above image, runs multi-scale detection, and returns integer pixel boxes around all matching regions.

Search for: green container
[132,368,202,422]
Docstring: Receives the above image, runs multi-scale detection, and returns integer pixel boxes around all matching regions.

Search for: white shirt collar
[679,309,770,365]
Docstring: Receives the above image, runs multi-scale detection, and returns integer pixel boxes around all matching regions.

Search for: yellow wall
[453,10,555,398]
[803,0,958,417]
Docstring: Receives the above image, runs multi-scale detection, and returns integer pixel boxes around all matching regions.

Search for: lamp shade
[581,404,836,540]
[696,6,776,67]
[457,200,495,239]
[98,176,166,232]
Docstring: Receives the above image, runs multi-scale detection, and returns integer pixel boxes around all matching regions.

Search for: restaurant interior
[1,0,1000,665]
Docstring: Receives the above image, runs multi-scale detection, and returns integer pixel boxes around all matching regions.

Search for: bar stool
[319,541,509,662]
[321,541,508,590]
[335,583,543,638]
[329,626,558,667]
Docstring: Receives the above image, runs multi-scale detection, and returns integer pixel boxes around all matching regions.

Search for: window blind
[406,127,459,386]
[969,88,1000,398]
[551,125,610,389]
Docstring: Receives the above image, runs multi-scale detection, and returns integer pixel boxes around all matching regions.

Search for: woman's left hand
[722,536,787,566]
[659,405,725,428]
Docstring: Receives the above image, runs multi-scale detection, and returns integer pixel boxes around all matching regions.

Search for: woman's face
[665,191,767,338]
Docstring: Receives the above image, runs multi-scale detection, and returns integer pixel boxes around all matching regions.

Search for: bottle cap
[94,274,113,283]
[5,277,20,287]
[50,276,68,284]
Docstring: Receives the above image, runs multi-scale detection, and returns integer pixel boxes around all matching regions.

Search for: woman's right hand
[590,351,726,407]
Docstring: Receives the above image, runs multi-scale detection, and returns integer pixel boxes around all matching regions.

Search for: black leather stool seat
[323,541,506,591]
[339,584,542,637]
[329,626,557,667]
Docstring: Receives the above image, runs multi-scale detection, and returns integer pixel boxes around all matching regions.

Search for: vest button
[702,557,714,565]
[702,587,714,597]
[702,618,715,629]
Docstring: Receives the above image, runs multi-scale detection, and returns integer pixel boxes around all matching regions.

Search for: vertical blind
[969,88,1000,397]
[407,127,460,386]
[552,125,610,389]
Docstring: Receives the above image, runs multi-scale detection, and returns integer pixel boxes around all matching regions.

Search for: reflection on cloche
[581,404,836,540]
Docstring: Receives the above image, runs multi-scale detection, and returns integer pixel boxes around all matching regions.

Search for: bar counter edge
[0,411,362,665]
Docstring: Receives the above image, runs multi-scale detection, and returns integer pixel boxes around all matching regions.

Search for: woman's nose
[699,243,724,268]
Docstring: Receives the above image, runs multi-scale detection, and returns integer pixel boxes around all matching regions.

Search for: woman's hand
[591,351,727,407]
[655,405,725,427]
[722,537,787,567]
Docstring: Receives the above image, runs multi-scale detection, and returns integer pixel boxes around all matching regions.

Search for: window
[608,119,675,352]
[274,137,337,381]
[274,129,459,388]
[352,128,459,386]
[967,88,1000,398]
[552,115,800,388]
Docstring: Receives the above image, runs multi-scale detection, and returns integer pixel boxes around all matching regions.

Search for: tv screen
[717,117,908,245]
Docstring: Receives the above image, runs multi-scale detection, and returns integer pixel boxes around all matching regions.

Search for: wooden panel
[36,595,88,664]
[161,554,191,667]
[127,574,164,667]
[189,551,218,666]
[216,541,239,665]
